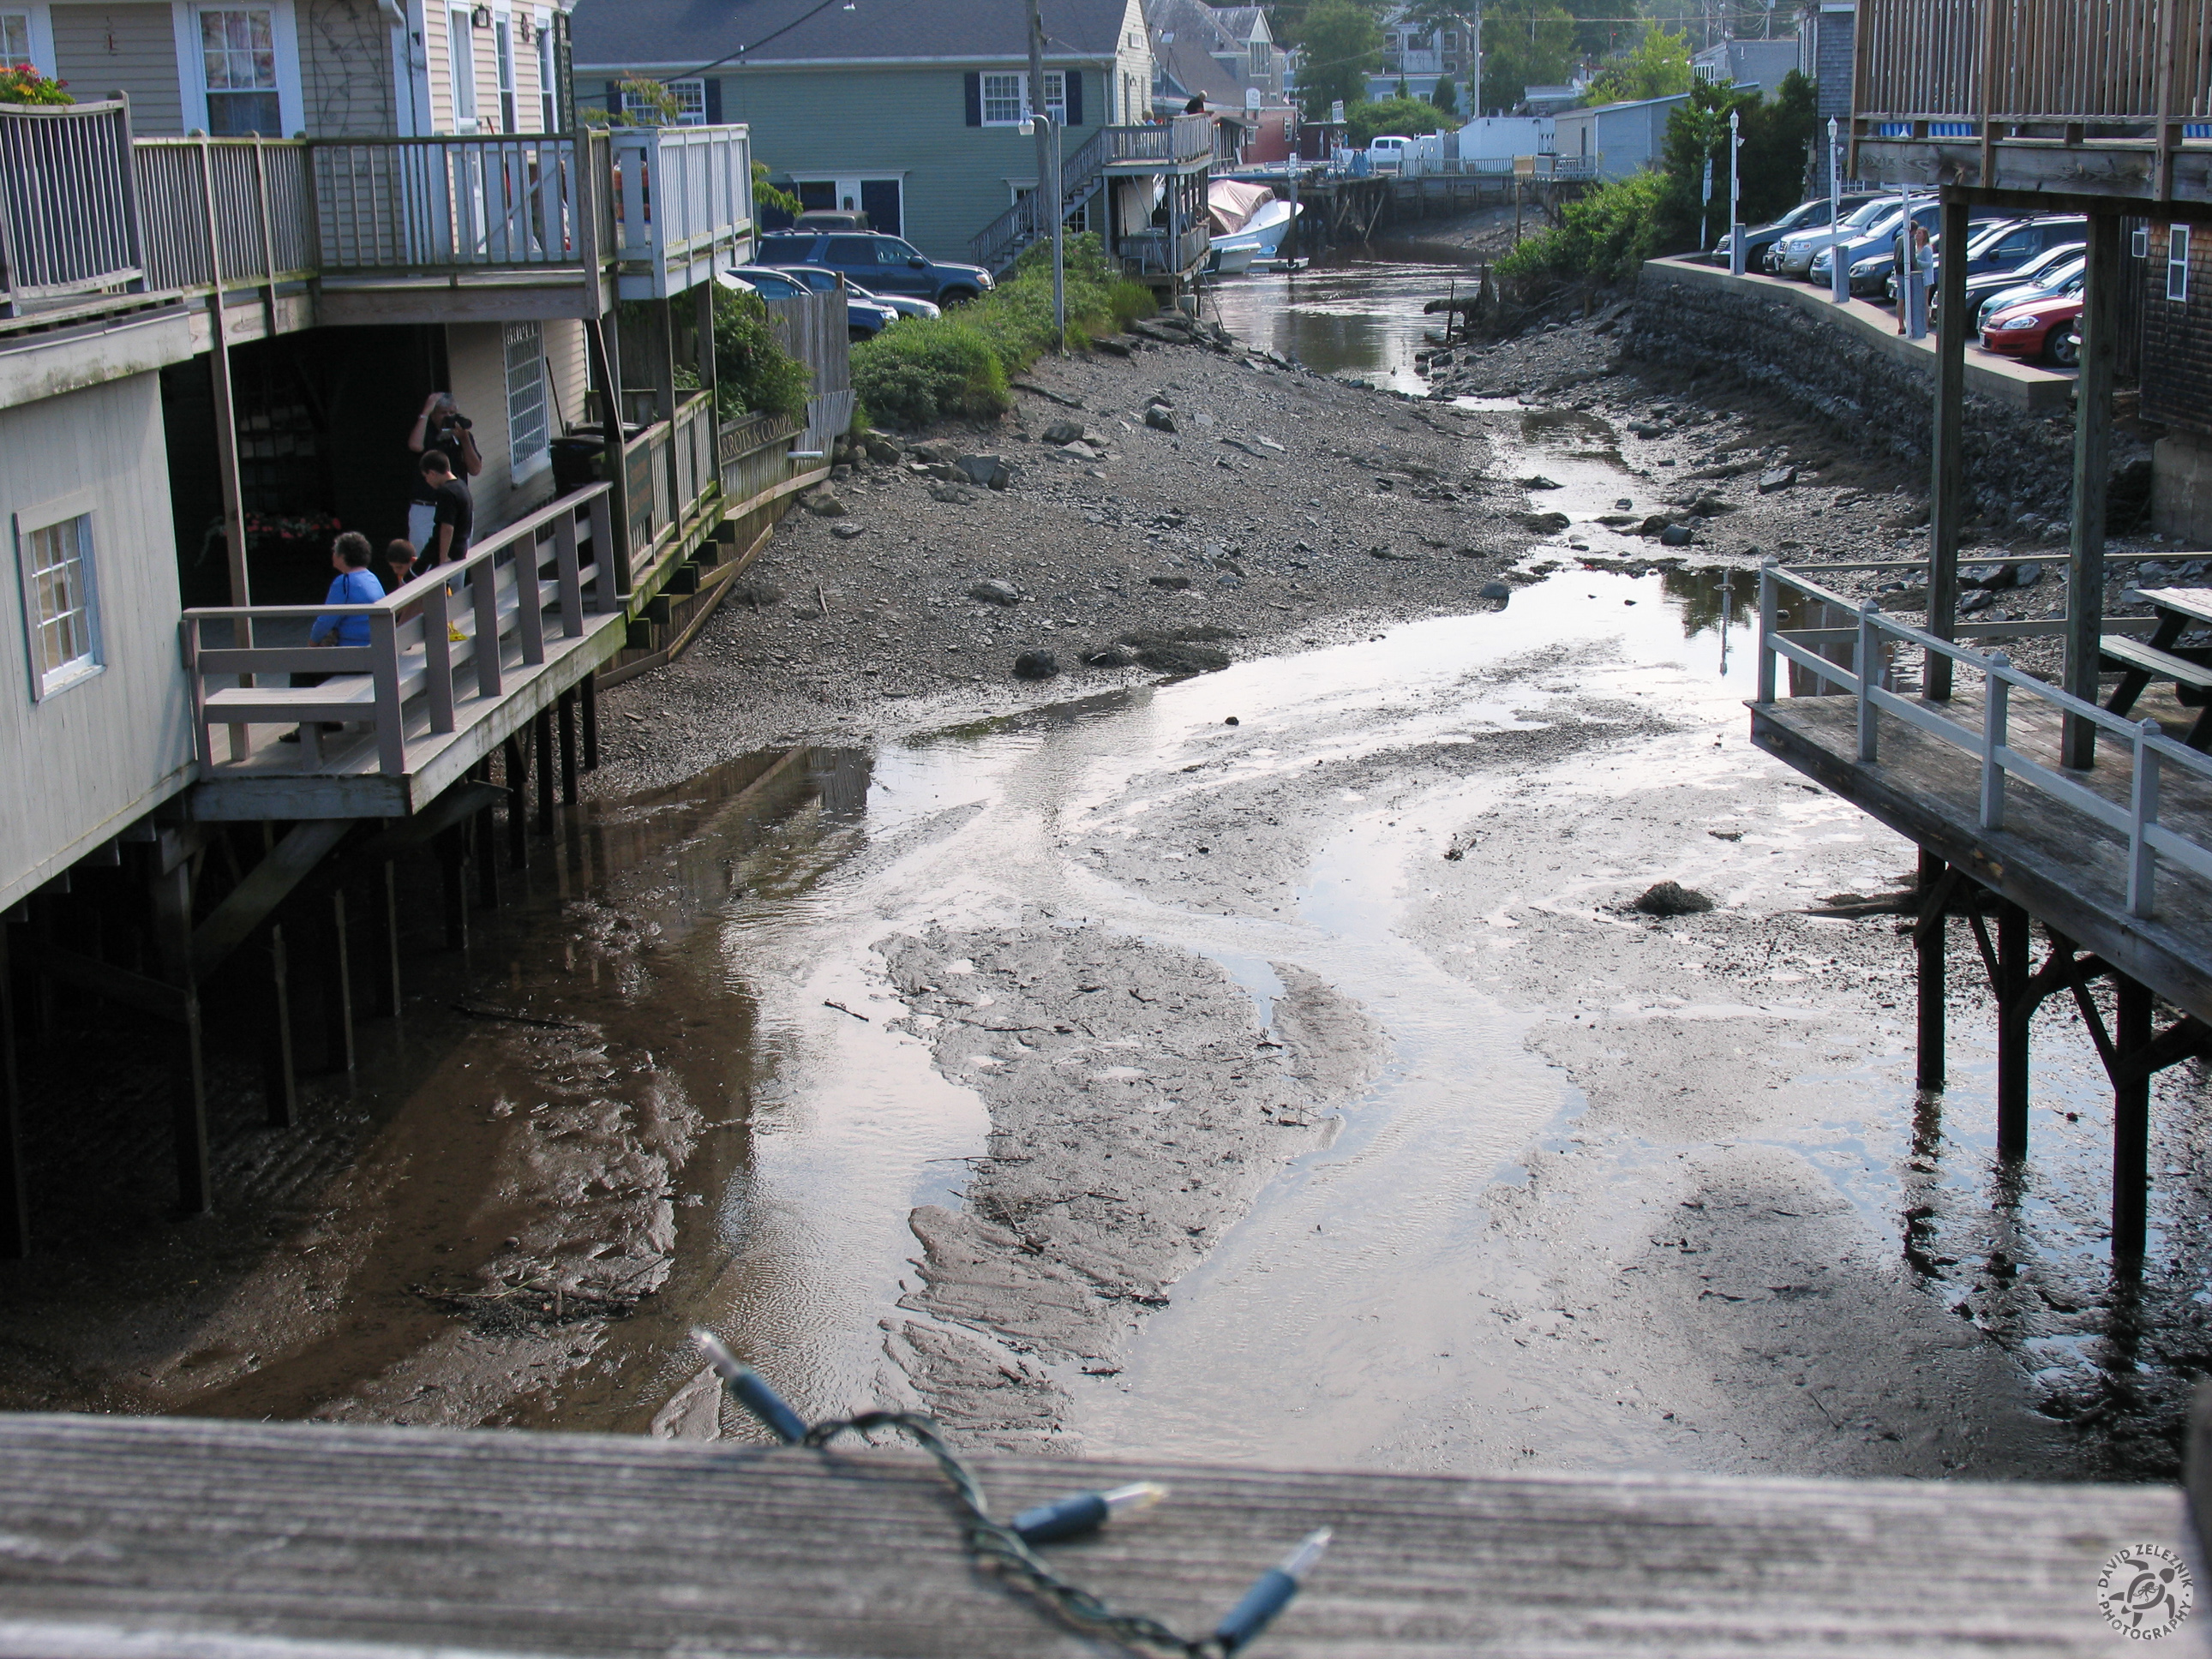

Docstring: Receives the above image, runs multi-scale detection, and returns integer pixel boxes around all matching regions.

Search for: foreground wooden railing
[183,484,618,778]
[0,99,142,314]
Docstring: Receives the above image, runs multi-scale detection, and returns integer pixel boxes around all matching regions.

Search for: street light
[1727,106,1744,275]
[1827,117,1849,302]
[1018,110,1067,353]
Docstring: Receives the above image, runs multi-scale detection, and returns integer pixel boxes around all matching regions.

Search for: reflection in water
[1203,258,1474,393]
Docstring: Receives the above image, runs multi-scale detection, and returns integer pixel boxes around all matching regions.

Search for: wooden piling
[0,921,26,1259]
[557,691,579,806]
[581,671,600,772]
[1915,851,1947,1091]
[148,864,210,1216]
[533,710,554,834]
[503,735,528,870]
[2064,213,2124,769]
[262,923,297,1128]
[323,888,355,1075]
[1996,901,2032,1159]
[370,861,402,1019]
[2114,973,2153,1265]
[440,828,469,954]
[1927,194,1970,701]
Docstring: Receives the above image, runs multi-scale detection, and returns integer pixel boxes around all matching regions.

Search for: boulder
[1658,524,1694,548]
[1147,573,1192,590]
[1637,514,1672,536]
[1041,420,1088,446]
[1632,880,1714,917]
[1756,466,1798,494]
[800,487,847,517]
[968,578,1022,607]
[864,438,902,465]
[958,452,1014,490]
[1143,404,1178,433]
[1963,561,2021,590]
[1094,336,1135,357]
[1080,646,1135,668]
[911,440,961,465]
[1062,440,1102,461]
[1519,511,1572,533]
[1120,633,1231,674]
[929,483,979,506]
[1478,581,1513,601]
[830,523,867,540]
[1012,650,1060,680]
[1690,494,1732,517]
[1519,475,1563,490]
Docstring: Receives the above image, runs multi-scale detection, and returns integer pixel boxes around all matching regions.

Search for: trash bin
[549,435,605,494]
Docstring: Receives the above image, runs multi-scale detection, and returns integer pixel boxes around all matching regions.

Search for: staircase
[968,127,1109,273]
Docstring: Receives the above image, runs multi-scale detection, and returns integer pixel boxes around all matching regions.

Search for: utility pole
[1022,0,1064,349]
[1024,0,1050,259]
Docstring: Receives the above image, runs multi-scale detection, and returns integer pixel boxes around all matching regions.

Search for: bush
[851,232,1154,428]
[1494,171,1669,290]
[711,284,812,421]
[1346,94,1453,147]
[0,65,70,105]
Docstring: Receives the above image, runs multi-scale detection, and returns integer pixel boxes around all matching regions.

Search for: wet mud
[7,267,2212,1486]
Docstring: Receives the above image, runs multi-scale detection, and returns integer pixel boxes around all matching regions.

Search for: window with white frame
[1039,69,1065,121]
[2173,226,2191,302]
[15,507,100,699]
[0,12,32,66]
[980,71,1024,124]
[449,7,478,128]
[537,15,557,131]
[495,15,517,131]
[505,321,549,477]
[667,77,705,124]
[199,8,282,136]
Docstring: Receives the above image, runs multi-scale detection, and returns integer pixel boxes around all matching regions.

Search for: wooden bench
[0,1408,2199,1655]
[2100,633,2212,746]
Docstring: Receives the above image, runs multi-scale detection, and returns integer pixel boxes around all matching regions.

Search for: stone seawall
[1626,260,2149,529]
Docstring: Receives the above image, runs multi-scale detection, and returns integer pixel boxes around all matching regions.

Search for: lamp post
[1727,106,1744,275]
[1828,117,1849,302]
[1019,110,1066,352]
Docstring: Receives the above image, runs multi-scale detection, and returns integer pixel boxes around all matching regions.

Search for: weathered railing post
[1980,652,2011,830]
[1856,601,1881,762]
[422,584,456,734]
[369,610,405,776]
[1756,563,1778,704]
[469,555,501,699]
[2129,718,2163,918]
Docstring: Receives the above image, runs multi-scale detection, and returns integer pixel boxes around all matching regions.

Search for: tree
[1585,22,1693,105]
[1292,2,1383,113]
[1655,71,1819,252]
[1431,75,1458,114]
[1477,0,1578,114]
[1346,93,1454,145]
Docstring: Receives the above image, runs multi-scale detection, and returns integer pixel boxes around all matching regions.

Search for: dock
[0,1407,2199,1655]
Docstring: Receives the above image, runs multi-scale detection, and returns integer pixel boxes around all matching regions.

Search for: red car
[1979,290,2084,366]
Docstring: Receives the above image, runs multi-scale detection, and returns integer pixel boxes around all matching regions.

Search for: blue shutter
[1064,69,1083,126]
[704,78,722,123]
[964,71,981,126]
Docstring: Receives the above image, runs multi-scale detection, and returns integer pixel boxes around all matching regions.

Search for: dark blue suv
[757,232,995,306]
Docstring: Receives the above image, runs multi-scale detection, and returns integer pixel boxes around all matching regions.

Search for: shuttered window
[980,72,1023,124]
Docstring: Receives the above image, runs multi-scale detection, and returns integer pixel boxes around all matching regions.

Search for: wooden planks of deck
[1753,683,2212,1021]
[0,1412,2187,1656]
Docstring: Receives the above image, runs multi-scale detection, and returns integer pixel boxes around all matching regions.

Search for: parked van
[1366,135,1411,173]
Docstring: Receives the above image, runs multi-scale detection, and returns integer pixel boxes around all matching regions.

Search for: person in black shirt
[406,391,482,554]
[420,451,474,565]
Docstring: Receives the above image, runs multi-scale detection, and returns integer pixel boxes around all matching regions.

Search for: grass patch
[852,233,1154,428]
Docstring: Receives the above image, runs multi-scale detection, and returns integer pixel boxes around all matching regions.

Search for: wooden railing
[0,99,142,315]
[182,484,618,778]
[719,410,802,503]
[1119,221,1212,276]
[968,128,1109,271]
[1103,116,1216,167]
[135,137,315,295]
[608,124,753,298]
[1757,563,2212,922]
[1857,0,2212,127]
[621,391,718,571]
[310,135,581,273]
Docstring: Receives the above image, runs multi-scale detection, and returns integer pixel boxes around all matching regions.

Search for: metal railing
[311,135,580,273]
[183,484,619,778]
[1757,563,2212,921]
[0,99,142,315]
[1856,0,2205,124]
[608,124,753,296]
[135,137,315,295]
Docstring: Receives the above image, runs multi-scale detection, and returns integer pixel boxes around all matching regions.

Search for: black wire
[804,1409,1227,1657]
[668,0,863,83]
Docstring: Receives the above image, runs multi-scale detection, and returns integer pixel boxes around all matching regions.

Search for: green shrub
[0,65,71,105]
[712,284,812,421]
[1495,170,1669,290]
[851,232,1155,428]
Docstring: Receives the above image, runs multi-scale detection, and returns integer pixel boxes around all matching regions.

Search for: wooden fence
[762,288,853,452]
[1858,0,2212,123]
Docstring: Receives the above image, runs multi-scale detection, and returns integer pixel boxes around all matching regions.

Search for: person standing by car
[406,392,481,554]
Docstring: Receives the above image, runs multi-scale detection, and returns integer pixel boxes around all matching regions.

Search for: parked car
[1980,272,2087,365]
[1712,194,1882,269]
[721,264,900,340]
[1366,135,1411,173]
[764,261,939,325]
[1914,236,2084,320]
[1817,200,2008,293]
[1770,197,1909,278]
[757,231,995,305]
[1975,252,2087,332]
[1888,215,2086,305]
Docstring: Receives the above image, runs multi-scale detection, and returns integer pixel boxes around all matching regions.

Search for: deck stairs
[968,128,1108,273]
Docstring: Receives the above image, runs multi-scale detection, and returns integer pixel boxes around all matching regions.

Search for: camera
[449,415,472,429]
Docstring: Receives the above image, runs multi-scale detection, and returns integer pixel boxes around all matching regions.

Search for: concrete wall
[1630,259,2148,528]
[51,3,183,135]
[0,372,194,912]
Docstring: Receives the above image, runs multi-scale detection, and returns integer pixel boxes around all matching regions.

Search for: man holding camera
[406,392,483,560]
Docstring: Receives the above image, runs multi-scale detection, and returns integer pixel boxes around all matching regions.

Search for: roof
[571,0,1134,70]
[1151,26,1253,106]
[1212,5,1267,39]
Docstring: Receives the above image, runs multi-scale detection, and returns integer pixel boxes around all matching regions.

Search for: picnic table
[2101,585,2212,746]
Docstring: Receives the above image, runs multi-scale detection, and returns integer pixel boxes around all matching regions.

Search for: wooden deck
[0,1411,2187,1656]
[1753,679,2212,1020]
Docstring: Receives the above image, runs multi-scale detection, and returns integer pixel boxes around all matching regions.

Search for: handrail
[0,99,143,315]
[1756,562,2212,919]
[183,483,618,778]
